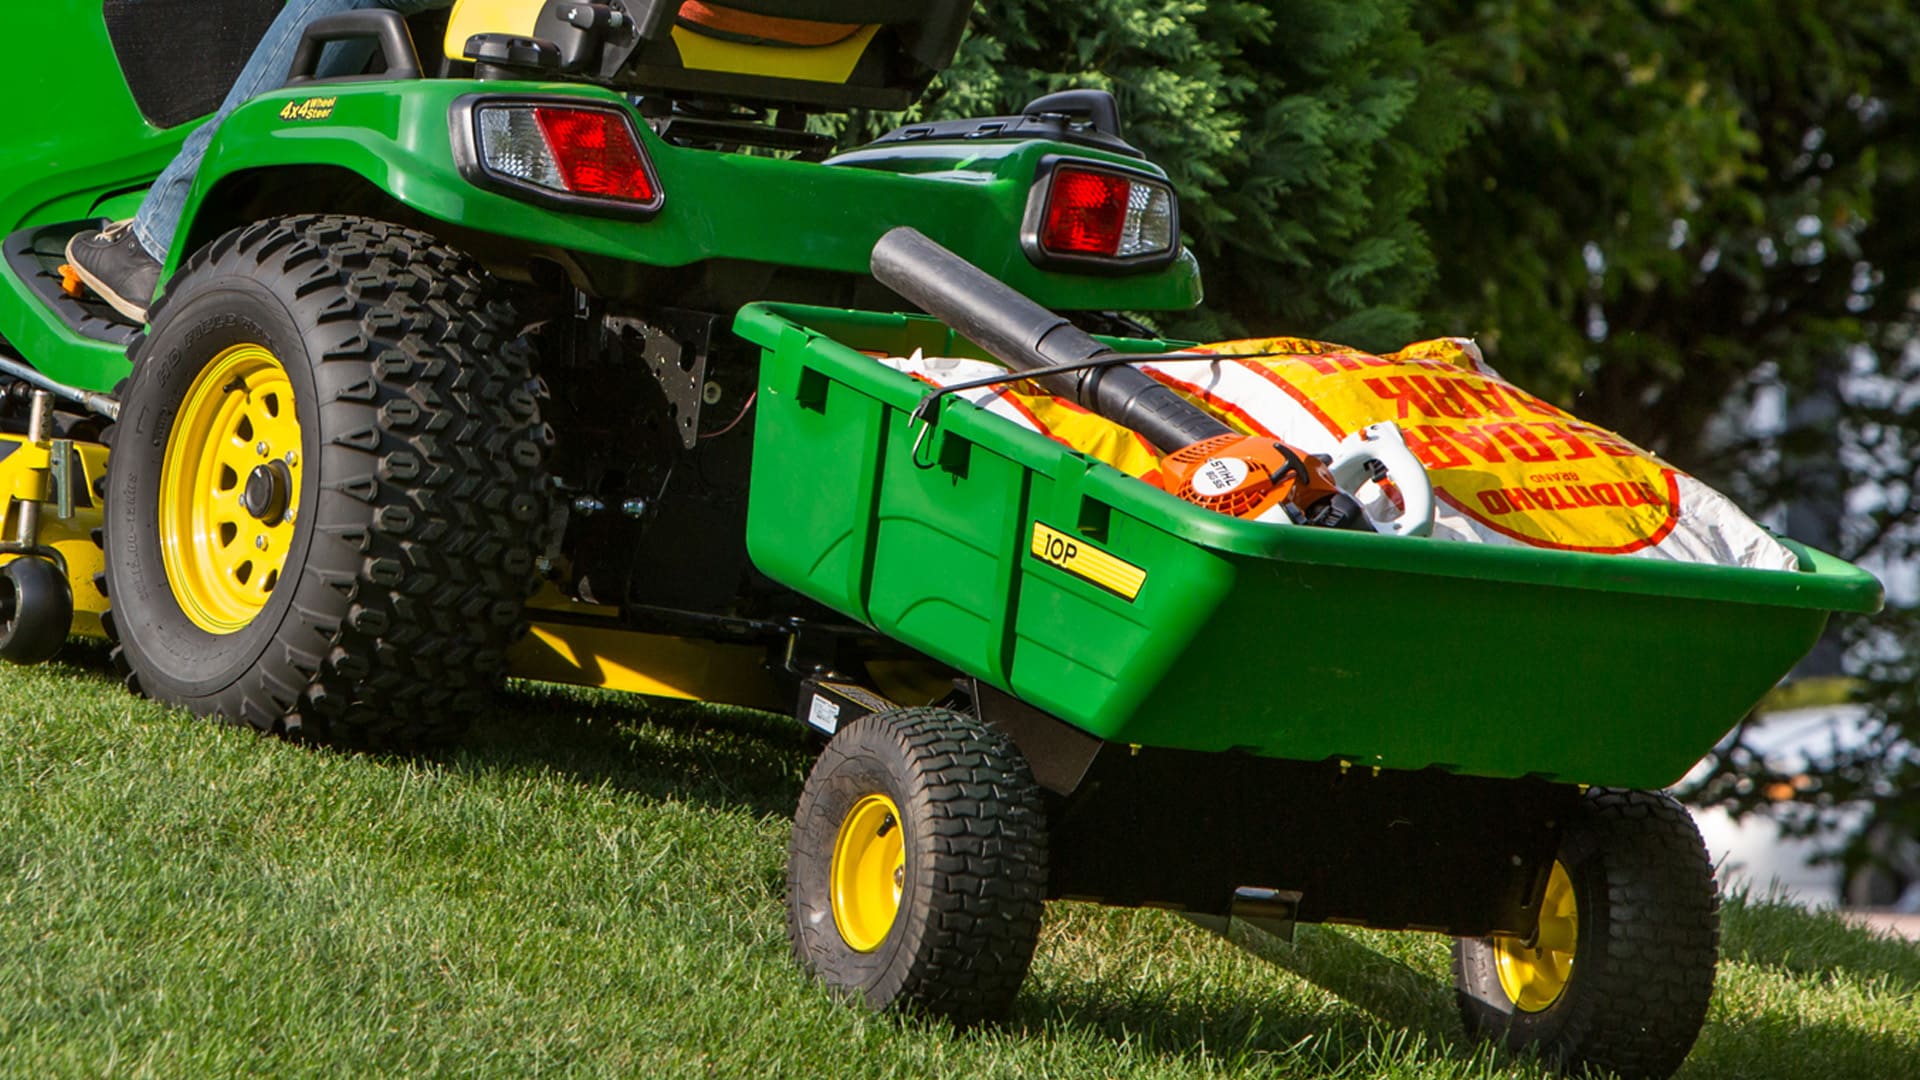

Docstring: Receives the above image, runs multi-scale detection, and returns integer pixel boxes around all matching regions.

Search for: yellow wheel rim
[158,343,304,635]
[830,793,905,952]
[1496,860,1578,1012]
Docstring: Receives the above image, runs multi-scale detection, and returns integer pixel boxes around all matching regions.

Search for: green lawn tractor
[0,3,1884,1078]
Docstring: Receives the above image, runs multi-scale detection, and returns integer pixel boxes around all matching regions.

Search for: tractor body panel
[9,69,1200,394]
[0,7,196,235]
[178,79,1201,307]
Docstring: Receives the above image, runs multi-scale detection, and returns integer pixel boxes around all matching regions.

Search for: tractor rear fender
[175,79,1203,312]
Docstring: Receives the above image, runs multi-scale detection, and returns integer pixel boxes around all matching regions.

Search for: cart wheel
[1452,788,1719,1080]
[787,706,1047,1024]
[102,214,550,747]
[0,556,73,664]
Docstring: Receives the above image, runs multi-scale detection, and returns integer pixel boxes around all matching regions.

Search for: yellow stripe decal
[1030,522,1146,601]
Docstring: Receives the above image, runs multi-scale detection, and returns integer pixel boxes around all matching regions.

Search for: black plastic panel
[103,0,283,129]
[859,113,1145,160]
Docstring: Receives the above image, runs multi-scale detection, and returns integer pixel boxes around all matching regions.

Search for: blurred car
[1687,702,1919,911]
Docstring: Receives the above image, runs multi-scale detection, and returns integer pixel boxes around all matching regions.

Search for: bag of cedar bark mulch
[876,337,1798,571]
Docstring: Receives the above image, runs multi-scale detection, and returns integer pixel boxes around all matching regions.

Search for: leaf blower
[870,227,1432,535]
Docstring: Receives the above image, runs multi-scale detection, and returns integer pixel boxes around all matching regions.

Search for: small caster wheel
[0,556,74,664]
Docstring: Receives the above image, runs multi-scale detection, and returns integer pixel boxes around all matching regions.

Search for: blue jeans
[132,0,451,260]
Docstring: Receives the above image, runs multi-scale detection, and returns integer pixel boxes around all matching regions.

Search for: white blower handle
[1323,422,1435,538]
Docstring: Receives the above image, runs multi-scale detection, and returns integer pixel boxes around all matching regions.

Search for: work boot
[65,221,161,324]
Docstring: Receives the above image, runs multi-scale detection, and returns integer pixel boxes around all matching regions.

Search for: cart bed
[736,303,1884,790]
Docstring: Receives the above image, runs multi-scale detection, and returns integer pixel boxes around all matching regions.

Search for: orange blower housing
[1160,433,1355,525]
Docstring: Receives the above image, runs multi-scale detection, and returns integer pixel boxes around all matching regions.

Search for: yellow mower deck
[0,434,109,638]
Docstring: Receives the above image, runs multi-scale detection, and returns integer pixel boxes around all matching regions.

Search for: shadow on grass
[1016,989,1466,1075]
[1719,891,1920,994]
[1224,923,1459,1037]
[1683,1013,1918,1080]
[1015,921,1477,1071]
[50,638,814,820]
[445,680,813,820]
[1015,906,1920,1079]
[1687,893,1920,1078]
[46,638,123,683]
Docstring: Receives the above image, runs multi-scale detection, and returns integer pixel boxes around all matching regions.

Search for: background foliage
[866,0,1484,344]
[882,0,1920,878]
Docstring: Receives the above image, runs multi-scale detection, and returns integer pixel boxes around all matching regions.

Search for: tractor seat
[445,0,971,111]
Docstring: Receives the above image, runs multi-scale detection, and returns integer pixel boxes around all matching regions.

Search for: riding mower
[0,3,1885,1077]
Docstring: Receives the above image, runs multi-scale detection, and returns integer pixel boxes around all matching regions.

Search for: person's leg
[134,0,448,261]
[73,0,448,321]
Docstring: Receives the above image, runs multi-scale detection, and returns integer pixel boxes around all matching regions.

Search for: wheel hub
[1495,859,1578,1011]
[239,460,293,526]
[830,794,906,952]
[157,343,304,635]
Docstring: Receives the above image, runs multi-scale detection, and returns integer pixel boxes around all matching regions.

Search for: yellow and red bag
[878,339,1797,571]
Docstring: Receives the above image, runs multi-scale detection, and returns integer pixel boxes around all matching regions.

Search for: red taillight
[1042,168,1131,255]
[533,107,657,202]
[469,99,663,214]
[1028,161,1178,266]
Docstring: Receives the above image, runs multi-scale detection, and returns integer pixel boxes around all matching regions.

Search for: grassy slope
[2,647,1916,1079]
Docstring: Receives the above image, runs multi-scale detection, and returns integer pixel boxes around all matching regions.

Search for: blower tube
[870,227,1229,454]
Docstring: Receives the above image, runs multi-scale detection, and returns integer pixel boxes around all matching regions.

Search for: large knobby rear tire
[102,215,549,747]
[787,706,1048,1024]
[1452,788,1720,1080]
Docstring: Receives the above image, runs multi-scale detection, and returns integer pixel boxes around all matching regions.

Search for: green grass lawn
[3,645,1916,1078]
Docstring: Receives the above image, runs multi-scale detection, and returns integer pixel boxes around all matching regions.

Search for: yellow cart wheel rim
[830,793,905,952]
[1495,859,1578,1012]
[158,343,304,635]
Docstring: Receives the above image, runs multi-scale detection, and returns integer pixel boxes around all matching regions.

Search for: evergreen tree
[883,0,1480,345]
[1410,1,1920,880]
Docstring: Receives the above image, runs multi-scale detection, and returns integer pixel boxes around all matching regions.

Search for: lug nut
[256,441,269,457]
[255,536,268,550]
[621,498,648,518]
[572,496,605,516]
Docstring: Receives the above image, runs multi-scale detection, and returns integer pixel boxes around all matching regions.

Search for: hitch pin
[12,391,51,547]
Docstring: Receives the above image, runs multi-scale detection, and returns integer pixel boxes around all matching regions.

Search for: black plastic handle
[871,227,1228,453]
[1022,90,1124,139]
[286,10,423,85]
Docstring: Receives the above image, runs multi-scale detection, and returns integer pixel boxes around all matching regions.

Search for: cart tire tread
[788,706,1047,1024]
[1452,787,1718,1080]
